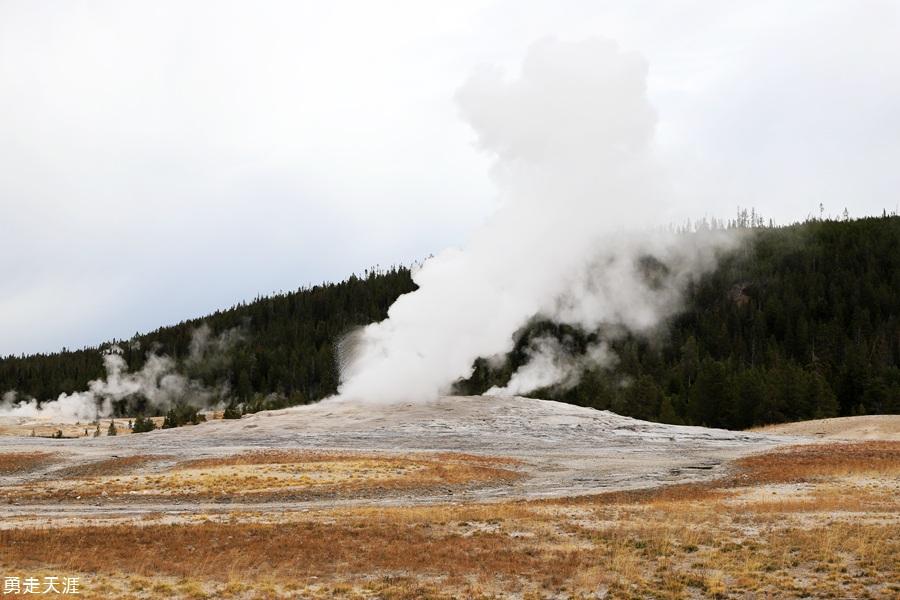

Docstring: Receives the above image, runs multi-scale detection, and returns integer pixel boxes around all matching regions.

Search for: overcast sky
[2,0,899,356]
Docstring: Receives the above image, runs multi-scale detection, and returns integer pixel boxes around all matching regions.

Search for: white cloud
[1,0,898,355]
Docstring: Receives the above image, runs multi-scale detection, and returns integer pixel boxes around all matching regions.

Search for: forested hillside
[459,216,900,427]
[2,216,898,427]
[0,267,416,413]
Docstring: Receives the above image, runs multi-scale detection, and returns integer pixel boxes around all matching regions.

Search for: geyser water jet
[336,37,737,404]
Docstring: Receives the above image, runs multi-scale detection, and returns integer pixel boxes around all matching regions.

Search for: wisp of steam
[0,324,242,421]
[336,37,736,403]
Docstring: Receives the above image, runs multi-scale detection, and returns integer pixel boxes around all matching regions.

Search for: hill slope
[459,216,900,427]
[1,216,898,426]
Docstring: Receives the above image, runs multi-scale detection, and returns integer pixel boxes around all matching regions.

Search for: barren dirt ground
[0,396,897,599]
[753,414,900,441]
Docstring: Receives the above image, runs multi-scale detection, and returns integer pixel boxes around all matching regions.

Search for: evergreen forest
[2,216,898,429]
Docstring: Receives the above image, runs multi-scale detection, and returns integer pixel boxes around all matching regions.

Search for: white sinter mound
[0,395,795,501]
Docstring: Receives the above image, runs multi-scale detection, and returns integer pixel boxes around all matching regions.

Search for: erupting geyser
[336,37,735,404]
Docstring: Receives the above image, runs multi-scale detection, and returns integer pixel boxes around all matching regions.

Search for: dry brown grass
[0,442,897,599]
[171,451,522,500]
[175,449,355,469]
[732,440,900,483]
[177,449,521,471]
[550,441,900,509]
[1,501,896,598]
[0,452,55,475]
[0,519,577,584]
[51,454,173,479]
[8,450,521,502]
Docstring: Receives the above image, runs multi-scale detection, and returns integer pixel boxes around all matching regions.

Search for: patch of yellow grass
[9,450,520,502]
[1,442,898,598]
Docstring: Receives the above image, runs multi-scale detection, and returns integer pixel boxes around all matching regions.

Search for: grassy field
[0,441,897,598]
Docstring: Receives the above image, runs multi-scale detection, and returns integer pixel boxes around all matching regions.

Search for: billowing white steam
[186,323,246,368]
[336,37,736,403]
[485,336,614,397]
[0,324,241,421]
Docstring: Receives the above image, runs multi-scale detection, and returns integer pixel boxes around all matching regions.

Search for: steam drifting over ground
[336,38,737,404]
[0,324,242,421]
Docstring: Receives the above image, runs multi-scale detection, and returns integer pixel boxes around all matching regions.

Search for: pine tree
[132,415,156,433]
[162,409,177,429]
[223,402,242,419]
[658,396,682,425]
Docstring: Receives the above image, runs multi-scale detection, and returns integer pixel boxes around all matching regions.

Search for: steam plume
[0,325,242,421]
[336,37,736,403]
[485,336,614,397]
